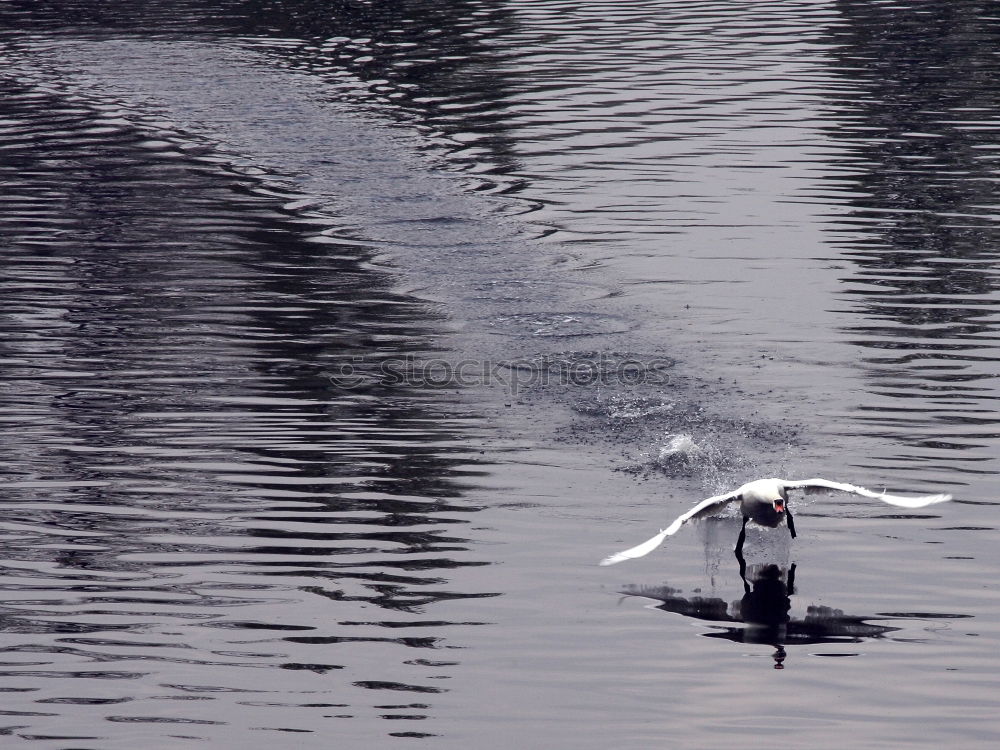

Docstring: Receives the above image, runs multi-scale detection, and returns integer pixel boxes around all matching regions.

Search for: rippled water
[2,1,1000,748]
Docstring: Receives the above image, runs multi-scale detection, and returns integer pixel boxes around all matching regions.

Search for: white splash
[658,433,700,460]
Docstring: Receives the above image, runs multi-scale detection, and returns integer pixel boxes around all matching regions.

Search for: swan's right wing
[781,478,952,508]
[599,489,742,566]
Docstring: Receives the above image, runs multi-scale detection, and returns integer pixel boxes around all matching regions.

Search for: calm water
[2,1,1000,748]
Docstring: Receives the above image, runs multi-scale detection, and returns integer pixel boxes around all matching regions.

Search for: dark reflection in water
[0,0,243,34]
[0,62,494,741]
[621,557,968,669]
[823,1,1000,470]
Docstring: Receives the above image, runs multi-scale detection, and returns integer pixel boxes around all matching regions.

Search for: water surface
[2,1,1000,748]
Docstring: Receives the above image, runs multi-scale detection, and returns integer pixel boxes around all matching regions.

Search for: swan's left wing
[599,488,742,566]
[598,528,673,567]
[781,478,952,509]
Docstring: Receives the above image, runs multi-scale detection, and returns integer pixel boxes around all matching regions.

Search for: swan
[599,477,952,566]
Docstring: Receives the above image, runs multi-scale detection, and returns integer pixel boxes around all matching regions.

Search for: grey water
[1,1,999,748]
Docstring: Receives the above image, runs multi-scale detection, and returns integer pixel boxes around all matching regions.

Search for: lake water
[2,1,999,748]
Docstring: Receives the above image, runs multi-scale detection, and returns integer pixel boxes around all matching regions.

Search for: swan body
[599,477,952,566]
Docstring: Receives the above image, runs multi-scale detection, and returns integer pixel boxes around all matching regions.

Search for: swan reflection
[620,558,901,669]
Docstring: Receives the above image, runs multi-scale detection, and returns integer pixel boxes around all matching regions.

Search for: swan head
[744,478,789,514]
[772,486,789,514]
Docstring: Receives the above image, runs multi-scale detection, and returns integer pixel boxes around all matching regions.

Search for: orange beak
[774,500,785,513]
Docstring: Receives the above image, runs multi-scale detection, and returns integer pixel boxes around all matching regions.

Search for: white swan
[599,477,952,566]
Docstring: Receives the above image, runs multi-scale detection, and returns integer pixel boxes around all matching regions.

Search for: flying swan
[599,477,952,566]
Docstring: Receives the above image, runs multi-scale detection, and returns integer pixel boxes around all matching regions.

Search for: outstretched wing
[599,489,742,566]
[781,478,952,509]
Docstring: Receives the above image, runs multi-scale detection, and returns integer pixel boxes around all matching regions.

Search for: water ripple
[0,54,494,744]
